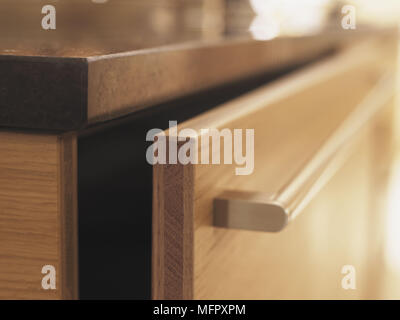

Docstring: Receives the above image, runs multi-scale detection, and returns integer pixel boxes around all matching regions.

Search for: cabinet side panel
[0,131,77,299]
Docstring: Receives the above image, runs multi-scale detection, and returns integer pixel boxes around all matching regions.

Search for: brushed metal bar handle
[214,72,394,232]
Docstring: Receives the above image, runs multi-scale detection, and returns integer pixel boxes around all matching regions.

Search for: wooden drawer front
[153,36,397,299]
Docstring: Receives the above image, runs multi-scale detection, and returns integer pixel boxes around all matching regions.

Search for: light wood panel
[213,72,395,233]
[0,131,78,299]
[153,35,398,299]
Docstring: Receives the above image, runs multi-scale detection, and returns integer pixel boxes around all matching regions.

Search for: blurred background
[1,0,400,55]
[2,0,400,299]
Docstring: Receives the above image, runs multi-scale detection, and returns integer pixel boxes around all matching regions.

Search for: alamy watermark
[146,121,255,176]
[41,5,56,30]
[341,265,356,290]
[41,1,108,30]
[341,5,356,30]
[41,265,56,290]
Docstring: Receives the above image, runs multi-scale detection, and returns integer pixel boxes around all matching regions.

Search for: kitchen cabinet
[0,20,397,298]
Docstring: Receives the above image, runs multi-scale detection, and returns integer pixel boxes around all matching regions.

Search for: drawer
[152,36,397,299]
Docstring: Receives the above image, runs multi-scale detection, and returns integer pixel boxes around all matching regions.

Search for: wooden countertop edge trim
[3,27,395,131]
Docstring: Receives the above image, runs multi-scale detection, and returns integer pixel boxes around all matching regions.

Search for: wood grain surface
[153,156,194,299]
[152,35,398,299]
[0,131,78,299]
